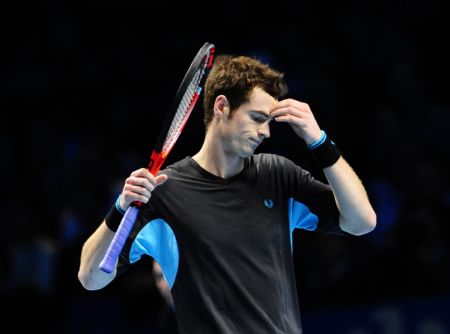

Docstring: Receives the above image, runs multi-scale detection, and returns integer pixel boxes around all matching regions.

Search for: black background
[2,0,449,333]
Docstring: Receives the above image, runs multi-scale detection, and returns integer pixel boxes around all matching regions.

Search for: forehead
[246,87,278,111]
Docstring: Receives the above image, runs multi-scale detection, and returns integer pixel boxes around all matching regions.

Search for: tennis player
[78,54,376,333]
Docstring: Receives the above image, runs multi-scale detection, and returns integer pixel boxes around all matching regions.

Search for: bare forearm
[78,222,117,290]
[323,157,376,235]
[269,99,376,234]
[77,168,167,290]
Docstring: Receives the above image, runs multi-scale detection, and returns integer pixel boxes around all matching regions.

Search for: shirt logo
[264,199,274,208]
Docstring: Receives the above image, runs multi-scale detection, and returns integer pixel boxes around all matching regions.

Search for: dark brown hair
[202,55,288,129]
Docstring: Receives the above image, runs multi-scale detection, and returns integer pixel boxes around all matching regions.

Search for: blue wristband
[307,130,327,149]
[115,195,126,214]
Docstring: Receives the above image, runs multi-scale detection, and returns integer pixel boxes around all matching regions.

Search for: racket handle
[98,206,139,274]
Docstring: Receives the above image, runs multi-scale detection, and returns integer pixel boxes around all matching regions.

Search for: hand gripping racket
[99,42,215,273]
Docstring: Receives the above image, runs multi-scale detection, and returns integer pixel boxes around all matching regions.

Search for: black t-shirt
[118,154,342,334]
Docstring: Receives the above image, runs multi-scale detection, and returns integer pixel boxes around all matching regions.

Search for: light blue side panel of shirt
[129,218,179,289]
[288,198,319,252]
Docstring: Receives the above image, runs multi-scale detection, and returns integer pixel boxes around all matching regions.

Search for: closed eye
[250,112,272,123]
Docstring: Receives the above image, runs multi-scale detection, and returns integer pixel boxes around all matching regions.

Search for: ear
[213,95,229,119]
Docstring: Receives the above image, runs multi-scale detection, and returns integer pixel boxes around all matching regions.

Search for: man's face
[221,87,277,158]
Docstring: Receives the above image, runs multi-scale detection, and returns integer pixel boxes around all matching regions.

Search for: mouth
[249,138,261,147]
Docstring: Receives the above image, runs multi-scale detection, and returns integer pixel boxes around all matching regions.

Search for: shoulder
[158,157,193,177]
[252,153,313,182]
[155,156,209,187]
[252,153,299,170]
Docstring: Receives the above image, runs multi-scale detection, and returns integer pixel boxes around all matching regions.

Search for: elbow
[354,215,376,236]
[78,270,103,291]
[341,210,377,236]
[363,209,377,234]
[78,271,95,291]
[78,266,116,291]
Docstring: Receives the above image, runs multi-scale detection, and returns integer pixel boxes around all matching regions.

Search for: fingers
[120,168,168,209]
[270,99,315,128]
[270,98,322,144]
[130,167,153,178]
[155,174,168,186]
[270,99,312,120]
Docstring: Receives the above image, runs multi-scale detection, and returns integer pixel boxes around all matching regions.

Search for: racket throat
[148,150,167,175]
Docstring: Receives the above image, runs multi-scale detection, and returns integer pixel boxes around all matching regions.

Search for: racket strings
[162,62,208,154]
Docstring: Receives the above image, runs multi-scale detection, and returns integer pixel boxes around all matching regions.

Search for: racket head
[148,42,215,174]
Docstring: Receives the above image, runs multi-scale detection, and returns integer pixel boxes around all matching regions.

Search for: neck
[192,129,244,179]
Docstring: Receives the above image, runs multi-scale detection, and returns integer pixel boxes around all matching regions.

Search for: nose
[258,121,271,139]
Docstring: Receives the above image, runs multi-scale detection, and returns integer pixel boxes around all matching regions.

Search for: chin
[238,148,256,158]
[233,142,257,158]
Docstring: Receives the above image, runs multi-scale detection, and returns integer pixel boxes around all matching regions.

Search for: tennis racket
[99,42,215,274]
